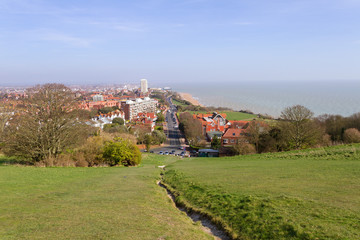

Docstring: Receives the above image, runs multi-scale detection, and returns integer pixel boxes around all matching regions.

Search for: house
[132,112,157,132]
[226,120,250,129]
[193,112,228,136]
[91,110,125,128]
[222,128,247,146]
[206,131,223,141]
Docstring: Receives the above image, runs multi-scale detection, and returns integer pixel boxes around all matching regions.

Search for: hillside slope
[163,144,360,239]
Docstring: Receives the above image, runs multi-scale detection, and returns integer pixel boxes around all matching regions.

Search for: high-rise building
[123,97,157,120]
[140,79,148,93]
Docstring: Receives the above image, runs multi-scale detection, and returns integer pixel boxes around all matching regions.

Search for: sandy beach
[179,92,204,107]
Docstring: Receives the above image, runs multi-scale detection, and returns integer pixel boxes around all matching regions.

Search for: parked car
[164,151,169,155]
[159,151,163,155]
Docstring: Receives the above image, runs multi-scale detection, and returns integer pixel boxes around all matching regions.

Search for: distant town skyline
[1,0,360,86]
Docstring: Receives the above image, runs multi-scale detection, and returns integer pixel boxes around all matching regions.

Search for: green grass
[186,111,257,121]
[223,111,257,121]
[0,154,211,240]
[163,144,360,239]
[172,99,189,107]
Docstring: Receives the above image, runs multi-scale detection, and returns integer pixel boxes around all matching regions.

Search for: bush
[232,142,256,155]
[112,117,124,125]
[103,138,141,166]
[74,136,107,166]
[344,128,360,143]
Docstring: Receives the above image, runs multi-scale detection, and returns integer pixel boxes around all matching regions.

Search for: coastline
[179,92,204,107]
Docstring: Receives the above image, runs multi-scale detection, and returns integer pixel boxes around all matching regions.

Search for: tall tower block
[140,79,148,93]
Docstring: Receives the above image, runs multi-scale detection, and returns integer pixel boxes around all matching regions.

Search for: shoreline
[179,92,204,107]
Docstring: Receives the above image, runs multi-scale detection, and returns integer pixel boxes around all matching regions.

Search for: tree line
[179,105,360,156]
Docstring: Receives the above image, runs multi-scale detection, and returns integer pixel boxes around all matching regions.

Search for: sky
[0,0,360,86]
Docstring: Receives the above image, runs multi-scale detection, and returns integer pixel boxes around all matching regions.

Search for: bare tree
[246,120,269,153]
[3,84,94,162]
[279,105,324,149]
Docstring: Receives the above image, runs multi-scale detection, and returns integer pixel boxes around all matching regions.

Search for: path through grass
[0,154,211,240]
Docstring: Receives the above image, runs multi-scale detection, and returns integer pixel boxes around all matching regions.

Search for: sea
[169,80,360,118]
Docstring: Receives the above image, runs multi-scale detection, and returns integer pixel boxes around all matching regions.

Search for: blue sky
[0,0,360,86]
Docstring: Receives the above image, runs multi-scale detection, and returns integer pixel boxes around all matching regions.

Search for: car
[171,150,176,153]
[179,147,183,150]
[159,151,163,155]
[169,152,174,155]
[164,151,169,155]
[150,151,154,153]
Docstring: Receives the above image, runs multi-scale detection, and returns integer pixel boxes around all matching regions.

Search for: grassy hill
[2,144,359,239]
[0,155,211,240]
[162,144,360,239]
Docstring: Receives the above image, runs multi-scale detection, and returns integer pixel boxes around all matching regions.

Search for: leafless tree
[3,84,94,162]
[279,105,324,149]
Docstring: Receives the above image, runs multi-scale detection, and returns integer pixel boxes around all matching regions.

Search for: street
[150,95,186,155]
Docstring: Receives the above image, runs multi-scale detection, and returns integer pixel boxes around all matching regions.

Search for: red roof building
[222,128,247,146]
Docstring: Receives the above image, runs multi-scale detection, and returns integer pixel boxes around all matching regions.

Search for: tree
[246,120,268,153]
[151,130,166,145]
[112,117,124,125]
[102,138,141,166]
[211,135,221,150]
[2,84,93,162]
[278,105,324,149]
[144,134,152,152]
[178,112,203,146]
[156,112,165,123]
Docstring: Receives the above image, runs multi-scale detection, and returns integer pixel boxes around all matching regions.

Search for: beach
[179,92,204,107]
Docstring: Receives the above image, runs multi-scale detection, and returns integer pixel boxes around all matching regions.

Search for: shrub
[112,117,124,125]
[103,138,141,166]
[344,128,360,143]
[74,136,106,166]
[232,142,256,155]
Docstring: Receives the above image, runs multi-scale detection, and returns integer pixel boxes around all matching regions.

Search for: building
[123,97,157,120]
[221,128,247,146]
[91,110,125,128]
[92,94,104,102]
[140,79,148,93]
[193,112,228,135]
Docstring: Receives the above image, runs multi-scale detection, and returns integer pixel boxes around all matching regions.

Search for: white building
[123,97,157,120]
[93,94,104,102]
[91,111,125,129]
[140,79,148,93]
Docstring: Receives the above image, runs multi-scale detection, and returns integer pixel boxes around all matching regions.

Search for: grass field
[187,111,257,121]
[163,144,360,239]
[172,99,189,107]
[0,154,211,240]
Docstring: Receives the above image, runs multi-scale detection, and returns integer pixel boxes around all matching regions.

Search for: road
[150,96,186,155]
